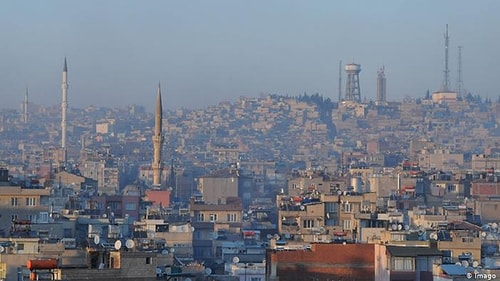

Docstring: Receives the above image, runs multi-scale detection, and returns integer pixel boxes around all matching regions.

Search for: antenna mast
[442,24,450,91]
[338,60,342,102]
[457,45,463,97]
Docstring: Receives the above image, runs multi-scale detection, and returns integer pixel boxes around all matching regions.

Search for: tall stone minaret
[152,83,164,187]
[23,86,29,124]
[61,58,69,168]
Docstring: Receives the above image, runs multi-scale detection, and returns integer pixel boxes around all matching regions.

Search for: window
[342,220,352,230]
[227,213,237,222]
[197,213,204,222]
[11,197,19,206]
[361,200,371,213]
[303,219,314,229]
[209,214,218,222]
[26,197,36,206]
[108,201,120,211]
[392,257,414,271]
[145,257,152,264]
[28,214,37,222]
[447,184,457,193]
[125,203,136,211]
[250,278,262,281]
[343,202,352,213]
[391,233,405,241]
[325,202,338,212]
[17,243,25,251]
[11,214,18,221]
[462,237,473,243]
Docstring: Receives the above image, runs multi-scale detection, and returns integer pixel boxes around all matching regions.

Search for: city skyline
[1,1,499,111]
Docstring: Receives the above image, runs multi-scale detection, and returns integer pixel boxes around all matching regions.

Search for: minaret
[152,83,164,187]
[23,86,29,124]
[376,66,386,103]
[61,58,68,168]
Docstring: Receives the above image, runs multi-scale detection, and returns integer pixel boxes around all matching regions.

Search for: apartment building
[189,196,243,265]
[0,169,50,237]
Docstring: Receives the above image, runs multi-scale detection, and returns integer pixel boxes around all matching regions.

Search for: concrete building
[0,170,50,237]
[80,159,120,195]
[375,245,442,281]
[197,169,239,205]
[472,154,500,172]
[190,197,243,265]
[266,243,375,281]
[90,194,140,221]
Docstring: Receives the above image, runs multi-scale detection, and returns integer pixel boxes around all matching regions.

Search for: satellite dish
[171,225,177,231]
[114,240,122,250]
[391,224,398,231]
[191,227,195,232]
[404,225,410,231]
[205,267,212,276]
[266,234,272,239]
[397,224,403,231]
[161,249,169,255]
[300,205,305,211]
[0,245,4,253]
[170,248,175,253]
[125,239,135,249]
[94,235,100,245]
[430,233,438,240]
[462,260,469,267]
[481,232,487,238]
[472,261,479,268]
[232,257,240,264]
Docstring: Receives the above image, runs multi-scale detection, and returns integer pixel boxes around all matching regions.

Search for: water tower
[344,63,362,103]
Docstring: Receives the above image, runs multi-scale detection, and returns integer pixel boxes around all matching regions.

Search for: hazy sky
[1,1,499,111]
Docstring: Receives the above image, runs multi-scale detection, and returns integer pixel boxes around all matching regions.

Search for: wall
[266,243,375,281]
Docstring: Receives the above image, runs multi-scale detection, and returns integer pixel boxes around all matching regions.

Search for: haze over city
[1,0,499,111]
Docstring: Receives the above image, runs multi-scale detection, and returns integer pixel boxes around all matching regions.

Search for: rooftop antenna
[441,24,450,91]
[456,45,463,97]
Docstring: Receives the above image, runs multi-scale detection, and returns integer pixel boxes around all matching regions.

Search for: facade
[266,243,375,281]
[472,154,500,172]
[432,91,458,104]
[53,171,86,191]
[90,194,140,221]
[190,197,243,265]
[80,160,120,195]
[0,184,50,237]
[375,245,442,281]
[144,189,171,208]
[138,165,168,188]
[198,170,239,205]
